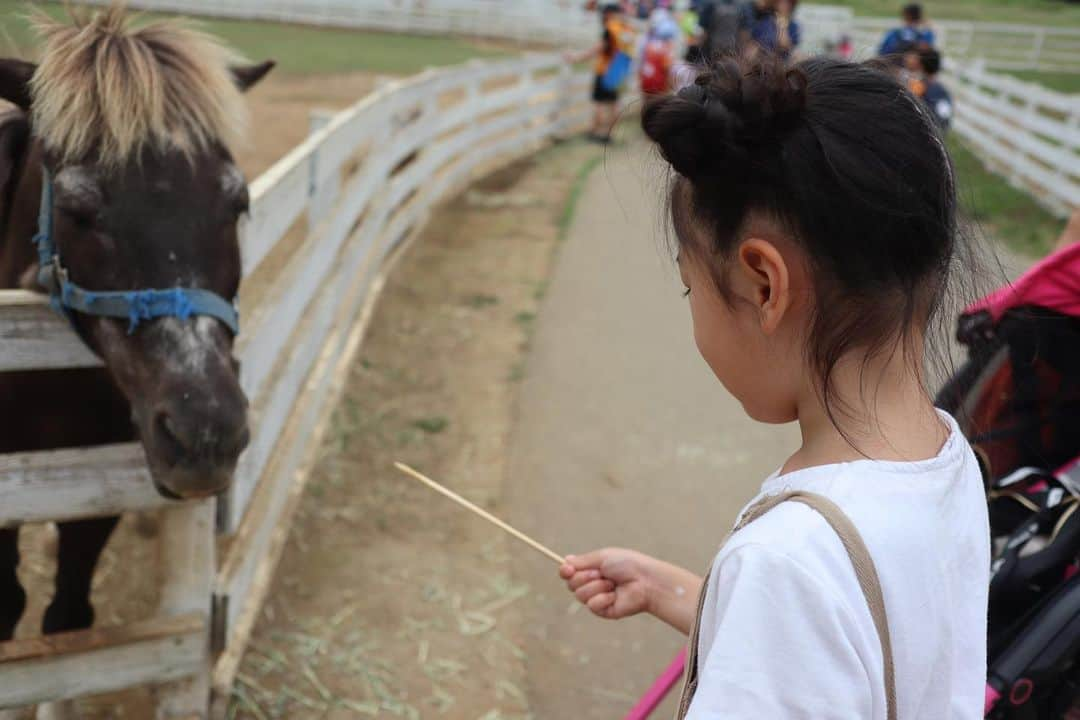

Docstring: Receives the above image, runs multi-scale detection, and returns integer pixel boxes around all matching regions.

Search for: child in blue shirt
[879,3,934,58]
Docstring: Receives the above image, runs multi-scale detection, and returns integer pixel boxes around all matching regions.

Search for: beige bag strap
[675,490,897,720]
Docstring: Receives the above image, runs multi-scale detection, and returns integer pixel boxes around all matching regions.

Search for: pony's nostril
[155,412,190,456]
[163,416,180,442]
[153,407,246,466]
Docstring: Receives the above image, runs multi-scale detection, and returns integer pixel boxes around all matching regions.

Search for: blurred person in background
[698,0,743,59]
[736,0,776,49]
[915,47,953,132]
[639,3,681,94]
[680,0,705,63]
[747,0,799,60]
[570,3,635,142]
[837,33,853,60]
[823,33,854,60]
[643,0,682,46]
[900,40,922,89]
[738,0,799,60]
[879,3,934,59]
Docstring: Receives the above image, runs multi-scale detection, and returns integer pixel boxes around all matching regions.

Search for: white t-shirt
[687,411,990,719]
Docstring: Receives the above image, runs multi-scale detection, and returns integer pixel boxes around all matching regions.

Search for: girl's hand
[559,548,656,620]
[560,551,704,634]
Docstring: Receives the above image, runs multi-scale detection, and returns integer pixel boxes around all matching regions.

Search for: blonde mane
[29,5,247,166]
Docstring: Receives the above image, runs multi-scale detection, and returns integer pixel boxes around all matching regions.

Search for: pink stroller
[935,241,1080,719]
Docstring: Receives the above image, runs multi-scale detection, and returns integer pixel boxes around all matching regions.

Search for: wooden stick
[393,462,565,565]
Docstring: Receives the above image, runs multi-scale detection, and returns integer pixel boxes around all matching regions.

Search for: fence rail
[0,54,591,716]
[79,0,1080,72]
[945,60,1080,218]
[848,15,1080,73]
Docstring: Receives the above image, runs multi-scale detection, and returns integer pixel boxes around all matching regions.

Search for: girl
[560,54,990,718]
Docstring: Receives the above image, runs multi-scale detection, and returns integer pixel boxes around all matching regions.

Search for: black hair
[903,3,923,22]
[642,54,972,429]
[601,3,622,15]
[919,47,942,75]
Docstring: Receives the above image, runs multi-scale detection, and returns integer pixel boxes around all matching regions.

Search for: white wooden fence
[795,4,857,56]
[794,4,1080,73]
[848,15,1080,73]
[944,60,1080,218]
[0,53,591,717]
[86,0,1080,72]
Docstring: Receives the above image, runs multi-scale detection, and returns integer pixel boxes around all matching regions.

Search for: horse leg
[0,527,26,642]
[35,517,118,720]
[41,517,118,635]
[0,528,28,718]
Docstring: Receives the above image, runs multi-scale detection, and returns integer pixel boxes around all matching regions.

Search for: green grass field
[0,0,506,74]
[1005,70,1080,94]
[948,136,1065,258]
[829,0,1080,26]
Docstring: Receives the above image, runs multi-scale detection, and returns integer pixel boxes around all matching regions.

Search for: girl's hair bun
[642,56,808,180]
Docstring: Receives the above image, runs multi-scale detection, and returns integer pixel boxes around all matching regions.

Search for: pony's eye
[58,205,99,229]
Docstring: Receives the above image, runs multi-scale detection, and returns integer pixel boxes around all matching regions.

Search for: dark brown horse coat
[0,8,272,646]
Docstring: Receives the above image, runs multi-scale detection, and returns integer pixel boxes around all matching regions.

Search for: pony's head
[0,7,273,499]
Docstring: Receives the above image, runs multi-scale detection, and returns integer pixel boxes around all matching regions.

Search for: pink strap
[623,649,687,720]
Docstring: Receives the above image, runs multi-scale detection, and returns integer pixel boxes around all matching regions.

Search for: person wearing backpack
[698,0,742,59]
[879,3,935,60]
[639,11,680,95]
[916,48,953,132]
[569,3,636,142]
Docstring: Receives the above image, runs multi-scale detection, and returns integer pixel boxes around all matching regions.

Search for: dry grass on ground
[227,138,603,719]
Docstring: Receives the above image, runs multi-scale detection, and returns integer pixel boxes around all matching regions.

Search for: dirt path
[229,139,605,719]
[229,132,804,720]
[229,129,1037,720]
[502,137,801,718]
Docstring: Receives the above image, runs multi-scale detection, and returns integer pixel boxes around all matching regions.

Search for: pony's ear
[0,59,35,111]
[230,60,275,92]
[0,110,30,226]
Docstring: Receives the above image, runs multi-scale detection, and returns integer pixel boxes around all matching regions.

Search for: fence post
[936,23,948,54]
[1057,106,1080,202]
[307,109,340,235]
[1029,27,1046,71]
[554,62,574,139]
[153,501,216,719]
[955,22,974,59]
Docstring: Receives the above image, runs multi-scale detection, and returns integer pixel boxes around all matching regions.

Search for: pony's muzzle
[149,394,249,498]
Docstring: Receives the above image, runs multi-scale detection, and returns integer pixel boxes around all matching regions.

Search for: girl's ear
[735,237,791,335]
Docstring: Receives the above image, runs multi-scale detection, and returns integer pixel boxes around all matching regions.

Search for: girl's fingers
[587,592,616,616]
[567,569,603,591]
[558,563,575,580]
[575,579,615,604]
[565,550,610,571]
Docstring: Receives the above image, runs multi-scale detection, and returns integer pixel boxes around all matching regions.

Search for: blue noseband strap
[59,284,240,335]
[31,168,240,335]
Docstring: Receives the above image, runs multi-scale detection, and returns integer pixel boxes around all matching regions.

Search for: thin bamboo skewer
[393,462,566,565]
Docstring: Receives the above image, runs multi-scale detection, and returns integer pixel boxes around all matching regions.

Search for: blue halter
[32,168,240,335]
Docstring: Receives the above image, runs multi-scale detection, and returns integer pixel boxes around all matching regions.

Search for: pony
[0,7,272,714]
